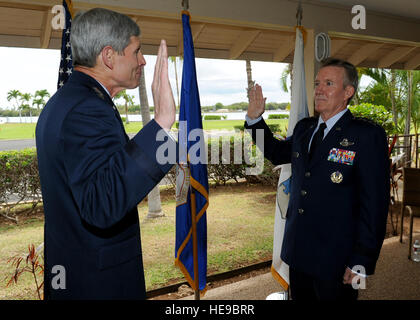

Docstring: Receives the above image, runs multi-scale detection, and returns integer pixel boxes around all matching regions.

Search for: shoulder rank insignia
[92,86,105,101]
[340,138,354,147]
[330,171,343,184]
[328,148,356,166]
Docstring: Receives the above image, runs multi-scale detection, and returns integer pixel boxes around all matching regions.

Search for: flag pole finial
[182,0,189,11]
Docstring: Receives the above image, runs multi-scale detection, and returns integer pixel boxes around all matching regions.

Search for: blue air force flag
[175,11,209,293]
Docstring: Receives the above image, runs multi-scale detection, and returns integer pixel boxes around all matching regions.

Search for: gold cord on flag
[65,0,74,19]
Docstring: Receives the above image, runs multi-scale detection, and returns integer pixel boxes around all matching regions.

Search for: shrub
[234,124,281,134]
[204,115,222,120]
[267,124,280,133]
[0,139,279,223]
[165,135,280,187]
[0,148,41,223]
[268,114,289,120]
[349,103,395,135]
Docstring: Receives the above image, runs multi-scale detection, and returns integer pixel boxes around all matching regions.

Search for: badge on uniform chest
[327,148,356,166]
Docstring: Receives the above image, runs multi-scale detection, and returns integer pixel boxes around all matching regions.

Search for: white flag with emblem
[271,27,309,291]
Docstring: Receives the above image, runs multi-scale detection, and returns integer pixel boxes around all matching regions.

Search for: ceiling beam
[177,23,205,56]
[229,29,260,60]
[377,46,416,68]
[404,53,420,70]
[272,36,294,62]
[330,39,350,57]
[348,43,384,66]
[40,7,53,49]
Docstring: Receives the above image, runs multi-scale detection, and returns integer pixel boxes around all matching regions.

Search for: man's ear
[101,46,114,70]
[344,85,355,100]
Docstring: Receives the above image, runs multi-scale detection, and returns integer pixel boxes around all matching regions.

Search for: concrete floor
[181,233,420,300]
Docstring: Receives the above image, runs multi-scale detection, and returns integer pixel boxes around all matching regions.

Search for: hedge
[164,135,280,187]
[0,148,41,222]
[348,103,395,136]
[0,137,281,221]
[234,124,281,133]
[203,115,222,120]
[268,114,289,120]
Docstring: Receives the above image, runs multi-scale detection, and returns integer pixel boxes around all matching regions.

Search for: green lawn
[0,183,276,299]
[0,119,288,140]
[0,123,37,140]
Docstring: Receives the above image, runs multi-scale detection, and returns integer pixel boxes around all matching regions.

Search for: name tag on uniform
[327,148,356,166]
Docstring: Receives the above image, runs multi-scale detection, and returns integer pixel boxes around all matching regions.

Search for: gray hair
[320,58,359,104]
[71,8,140,68]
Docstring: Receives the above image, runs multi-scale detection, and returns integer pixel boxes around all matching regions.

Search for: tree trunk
[390,70,398,130]
[246,60,255,101]
[125,101,129,124]
[174,57,180,109]
[404,70,413,165]
[138,65,164,218]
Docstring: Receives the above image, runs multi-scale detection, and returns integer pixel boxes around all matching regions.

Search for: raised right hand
[152,39,176,131]
[247,84,266,120]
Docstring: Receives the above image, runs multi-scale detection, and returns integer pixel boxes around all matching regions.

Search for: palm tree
[280,63,293,94]
[33,89,50,112]
[7,89,22,121]
[359,68,420,164]
[32,98,45,115]
[114,90,134,124]
[20,93,32,123]
[138,64,164,219]
[358,68,405,130]
[404,70,420,163]
[409,71,420,136]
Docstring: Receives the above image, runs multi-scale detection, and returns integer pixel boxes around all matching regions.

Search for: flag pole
[189,182,200,300]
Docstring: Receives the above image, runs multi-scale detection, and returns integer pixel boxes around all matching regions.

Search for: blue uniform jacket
[36,71,175,299]
[245,110,390,281]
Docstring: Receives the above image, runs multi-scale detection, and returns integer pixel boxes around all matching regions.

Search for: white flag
[271,27,309,291]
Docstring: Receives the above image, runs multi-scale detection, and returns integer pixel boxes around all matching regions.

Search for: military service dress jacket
[245,110,390,281]
[36,71,175,299]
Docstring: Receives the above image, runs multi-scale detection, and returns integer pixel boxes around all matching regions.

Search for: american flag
[57,0,73,89]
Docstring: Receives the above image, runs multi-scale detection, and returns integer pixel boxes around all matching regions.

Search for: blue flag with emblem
[175,11,209,294]
[57,0,73,89]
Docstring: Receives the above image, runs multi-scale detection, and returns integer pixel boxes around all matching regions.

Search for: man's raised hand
[152,39,176,130]
[247,84,266,120]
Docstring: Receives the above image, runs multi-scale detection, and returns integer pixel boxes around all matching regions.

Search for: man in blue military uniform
[36,8,176,299]
[245,58,390,300]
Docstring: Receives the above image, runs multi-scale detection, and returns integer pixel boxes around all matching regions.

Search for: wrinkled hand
[247,84,266,120]
[152,39,176,130]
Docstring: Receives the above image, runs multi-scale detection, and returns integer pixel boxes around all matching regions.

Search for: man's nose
[315,83,324,94]
[138,52,146,66]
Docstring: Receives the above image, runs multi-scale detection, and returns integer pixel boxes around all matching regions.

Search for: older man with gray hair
[36,8,176,300]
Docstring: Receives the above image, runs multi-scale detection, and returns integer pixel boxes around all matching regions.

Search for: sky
[0,46,291,109]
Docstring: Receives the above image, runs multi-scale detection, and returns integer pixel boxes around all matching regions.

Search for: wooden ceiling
[0,0,419,70]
